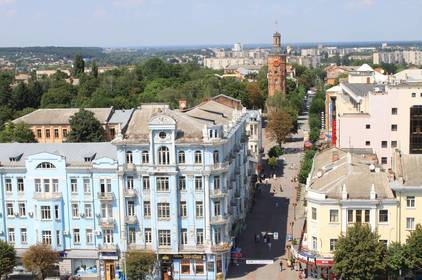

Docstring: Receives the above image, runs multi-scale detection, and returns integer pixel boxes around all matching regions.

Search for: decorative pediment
[149,114,176,126]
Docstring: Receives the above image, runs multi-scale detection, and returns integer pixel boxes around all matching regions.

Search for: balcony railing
[128,244,153,251]
[210,214,231,225]
[125,163,136,172]
[124,188,138,198]
[211,242,231,253]
[99,217,115,229]
[125,215,138,224]
[179,245,205,252]
[98,243,117,251]
[33,192,62,201]
[97,192,114,201]
[210,189,227,199]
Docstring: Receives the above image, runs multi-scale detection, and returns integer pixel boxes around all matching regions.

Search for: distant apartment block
[374,50,422,66]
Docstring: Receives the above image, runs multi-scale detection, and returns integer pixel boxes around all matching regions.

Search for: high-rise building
[267,31,286,97]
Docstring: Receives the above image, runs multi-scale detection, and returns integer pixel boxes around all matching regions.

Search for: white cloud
[0,0,15,5]
[112,0,144,7]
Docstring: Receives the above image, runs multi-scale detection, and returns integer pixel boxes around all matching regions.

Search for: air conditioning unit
[28,212,33,217]
[80,213,85,218]
[95,230,102,236]
[63,230,70,235]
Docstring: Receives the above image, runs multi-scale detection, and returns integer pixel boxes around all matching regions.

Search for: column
[118,175,127,252]
[204,175,211,246]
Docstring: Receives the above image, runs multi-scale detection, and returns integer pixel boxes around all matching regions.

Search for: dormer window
[36,162,55,169]
[84,157,92,163]
[209,129,218,139]
[9,153,23,162]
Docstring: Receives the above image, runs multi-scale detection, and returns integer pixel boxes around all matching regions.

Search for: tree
[91,60,98,78]
[267,157,278,169]
[333,223,386,280]
[22,244,59,280]
[267,110,293,146]
[73,54,85,77]
[0,240,16,279]
[268,145,284,158]
[406,224,422,272]
[385,242,412,278]
[41,80,76,108]
[0,122,36,143]
[126,251,156,280]
[66,109,105,142]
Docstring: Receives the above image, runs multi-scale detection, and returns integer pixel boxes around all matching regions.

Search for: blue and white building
[0,95,262,280]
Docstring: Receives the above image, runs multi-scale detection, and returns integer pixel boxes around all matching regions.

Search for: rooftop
[342,82,385,97]
[392,151,422,187]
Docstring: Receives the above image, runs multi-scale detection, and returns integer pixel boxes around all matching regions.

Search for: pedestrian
[268,242,272,251]
[279,261,283,272]
[275,202,279,208]
[263,237,267,244]
[279,186,283,192]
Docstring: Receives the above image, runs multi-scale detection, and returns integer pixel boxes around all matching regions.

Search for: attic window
[84,157,92,162]
[36,162,55,169]
[9,154,23,162]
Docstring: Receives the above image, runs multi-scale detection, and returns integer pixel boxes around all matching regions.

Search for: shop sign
[246,260,274,265]
[316,259,334,266]
[172,254,203,260]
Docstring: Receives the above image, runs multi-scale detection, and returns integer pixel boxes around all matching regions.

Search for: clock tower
[267,31,286,97]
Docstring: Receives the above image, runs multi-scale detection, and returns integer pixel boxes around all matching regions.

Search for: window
[41,206,51,220]
[8,228,15,243]
[158,146,170,165]
[127,176,134,190]
[103,229,114,244]
[381,157,388,165]
[126,151,133,164]
[142,151,149,164]
[37,129,42,138]
[54,129,59,138]
[195,260,205,274]
[379,210,388,223]
[72,204,79,218]
[43,179,50,192]
[180,201,187,218]
[158,230,171,246]
[18,203,26,216]
[214,228,221,244]
[5,178,12,192]
[181,260,191,274]
[406,217,415,230]
[21,228,27,244]
[157,203,170,219]
[181,228,188,245]
[196,201,203,217]
[347,210,353,223]
[312,236,317,250]
[195,151,202,164]
[45,129,50,138]
[100,178,112,193]
[412,92,416,97]
[35,179,41,192]
[55,205,60,219]
[42,230,52,244]
[71,178,77,193]
[159,131,167,139]
[73,229,80,244]
[7,203,14,217]
[56,230,61,245]
[63,129,68,137]
[329,209,339,223]
[391,141,398,148]
[83,178,91,193]
[381,141,388,148]
[17,178,24,192]
[311,207,317,220]
[392,108,397,115]
[214,201,221,216]
[37,162,55,169]
[143,176,150,190]
[329,239,337,251]
[213,150,219,164]
[84,204,92,218]
[356,210,362,223]
[196,229,204,245]
[128,228,136,244]
[128,201,135,216]
[178,151,185,164]
[157,177,169,191]
[365,124,371,129]
[178,176,186,191]
[407,196,415,208]
[214,176,220,190]
[195,176,203,191]
[365,210,370,223]
[391,124,398,131]
[145,228,152,244]
[101,203,113,218]
[86,229,93,244]
[52,179,58,192]
[144,201,151,217]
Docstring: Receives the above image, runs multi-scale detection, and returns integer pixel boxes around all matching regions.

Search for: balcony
[33,192,62,201]
[211,162,230,171]
[210,189,227,199]
[179,245,204,252]
[98,243,117,252]
[99,217,115,229]
[128,244,153,251]
[125,215,138,224]
[124,188,138,198]
[125,163,136,172]
[97,192,114,201]
[211,242,231,253]
[210,214,231,225]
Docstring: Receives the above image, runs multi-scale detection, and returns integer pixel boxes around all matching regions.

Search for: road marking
[246,260,274,265]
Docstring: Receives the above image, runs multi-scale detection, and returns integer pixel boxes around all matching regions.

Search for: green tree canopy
[73,54,85,77]
[385,242,412,278]
[22,244,59,280]
[0,240,16,279]
[0,122,36,143]
[126,251,156,280]
[406,224,422,272]
[267,110,293,147]
[66,109,105,142]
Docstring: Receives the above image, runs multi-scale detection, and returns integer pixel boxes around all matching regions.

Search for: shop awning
[64,250,99,259]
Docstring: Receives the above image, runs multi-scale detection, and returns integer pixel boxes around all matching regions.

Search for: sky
[0,0,421,47]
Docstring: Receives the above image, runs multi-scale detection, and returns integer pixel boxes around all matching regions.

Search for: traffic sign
[273,232,279,240]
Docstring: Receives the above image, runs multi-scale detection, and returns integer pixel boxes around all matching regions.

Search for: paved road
[227,109,309,280]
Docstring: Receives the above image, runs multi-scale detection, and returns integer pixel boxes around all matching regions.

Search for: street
[227,107,309,280]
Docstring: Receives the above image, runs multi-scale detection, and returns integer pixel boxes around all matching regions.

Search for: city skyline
[0,0,421,47]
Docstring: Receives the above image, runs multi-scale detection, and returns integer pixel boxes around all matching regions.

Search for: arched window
[142,151,149,164]
[178,151,185,164]
[158,146,170,165]
[36,162,55,169]
[194,151,202,164]
[213,150,219,164]
[126,151,133,164]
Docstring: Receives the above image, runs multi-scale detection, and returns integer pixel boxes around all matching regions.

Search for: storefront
[292,247,335,280]
[99,251,119,280]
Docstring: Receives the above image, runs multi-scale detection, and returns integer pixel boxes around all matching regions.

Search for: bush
[267,157,278,169]
[0,240,16,279]
[298,150,316,184]
[268,145,284,158]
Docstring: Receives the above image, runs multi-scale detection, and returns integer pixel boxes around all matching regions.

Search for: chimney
[179,100,187,111]
[342,184,348,200]
[370,184,377,200]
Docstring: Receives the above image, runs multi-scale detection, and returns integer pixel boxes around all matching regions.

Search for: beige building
[12,107,134,143]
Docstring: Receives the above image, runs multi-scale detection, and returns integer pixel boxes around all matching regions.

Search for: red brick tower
[267,31,286,97]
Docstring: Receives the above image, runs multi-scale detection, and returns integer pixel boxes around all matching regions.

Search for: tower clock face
[272,59,281,67]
